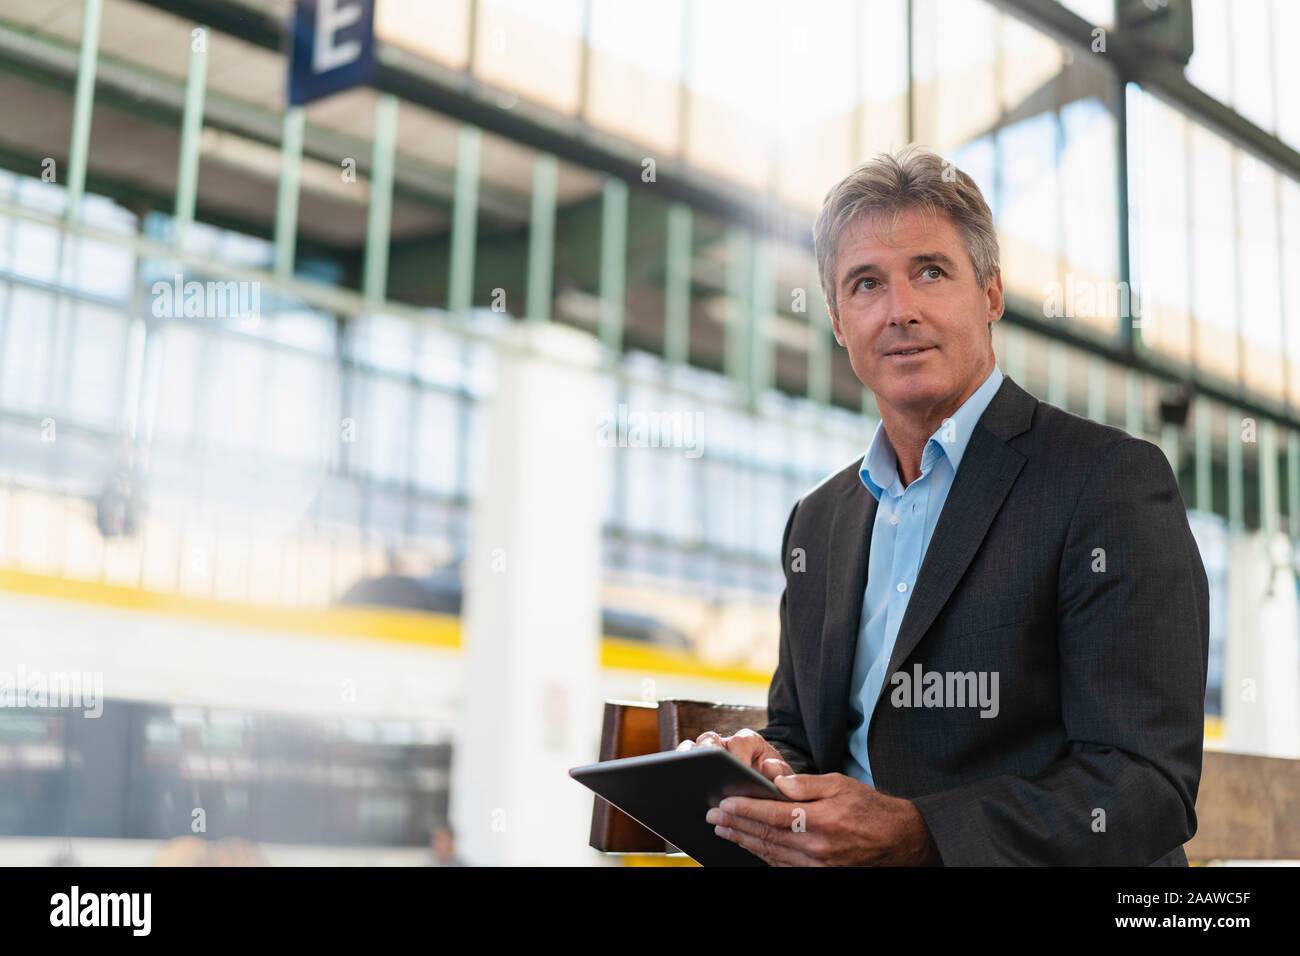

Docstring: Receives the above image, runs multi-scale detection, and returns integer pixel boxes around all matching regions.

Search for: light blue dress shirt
[844,363,1004,786]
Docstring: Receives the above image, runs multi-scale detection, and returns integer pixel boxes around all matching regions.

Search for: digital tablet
[570,746,789,867]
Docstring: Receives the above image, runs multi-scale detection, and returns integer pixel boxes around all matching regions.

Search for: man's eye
[856,277,878,291]
[921,266,943,280]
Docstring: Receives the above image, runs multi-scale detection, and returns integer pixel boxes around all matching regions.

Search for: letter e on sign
[289,0,377,106]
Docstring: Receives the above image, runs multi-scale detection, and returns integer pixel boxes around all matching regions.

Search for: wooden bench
[588,698,1300,863]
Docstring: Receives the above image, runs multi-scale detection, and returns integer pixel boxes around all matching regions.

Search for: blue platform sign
[288,0,376,106]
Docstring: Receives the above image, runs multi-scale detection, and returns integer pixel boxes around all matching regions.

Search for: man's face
[829,206,1003,419]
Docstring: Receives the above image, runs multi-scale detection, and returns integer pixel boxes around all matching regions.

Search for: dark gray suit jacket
[758,373,1209,865]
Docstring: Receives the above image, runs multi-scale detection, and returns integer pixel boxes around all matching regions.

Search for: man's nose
[885,278,920,325]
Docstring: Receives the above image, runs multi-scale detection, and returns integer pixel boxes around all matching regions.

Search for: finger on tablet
[759,756,793,781]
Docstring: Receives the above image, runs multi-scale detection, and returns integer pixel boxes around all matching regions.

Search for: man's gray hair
[813,145,1000,319]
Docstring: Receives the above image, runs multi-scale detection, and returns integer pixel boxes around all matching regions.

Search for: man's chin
[874,377,943,409]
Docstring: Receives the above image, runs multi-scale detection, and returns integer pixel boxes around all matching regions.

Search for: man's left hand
[705,772,941,866]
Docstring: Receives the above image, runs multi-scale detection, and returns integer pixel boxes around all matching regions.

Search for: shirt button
[896,582,907,592]
[889,514,899,526]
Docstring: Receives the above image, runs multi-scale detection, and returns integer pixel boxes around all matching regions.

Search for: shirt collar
[859,363,1004,501]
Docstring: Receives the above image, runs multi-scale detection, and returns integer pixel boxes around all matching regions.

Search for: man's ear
[829,298,845,347]
[985,269,1004,324]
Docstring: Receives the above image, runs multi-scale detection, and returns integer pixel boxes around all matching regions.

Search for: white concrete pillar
[1224,530,1300,757]
[451,321,604,865]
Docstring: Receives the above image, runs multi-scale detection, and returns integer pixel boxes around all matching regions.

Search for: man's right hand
[676,727,794,782]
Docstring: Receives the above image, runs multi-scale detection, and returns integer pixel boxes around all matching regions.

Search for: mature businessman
[683,146,1210,866]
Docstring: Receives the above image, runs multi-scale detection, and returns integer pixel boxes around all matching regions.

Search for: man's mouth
[886,346,935,357]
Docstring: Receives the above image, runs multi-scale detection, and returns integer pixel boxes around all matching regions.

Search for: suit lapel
[816,474,876,773]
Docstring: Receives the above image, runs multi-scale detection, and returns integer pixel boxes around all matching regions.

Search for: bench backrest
[588,699,1300,862]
